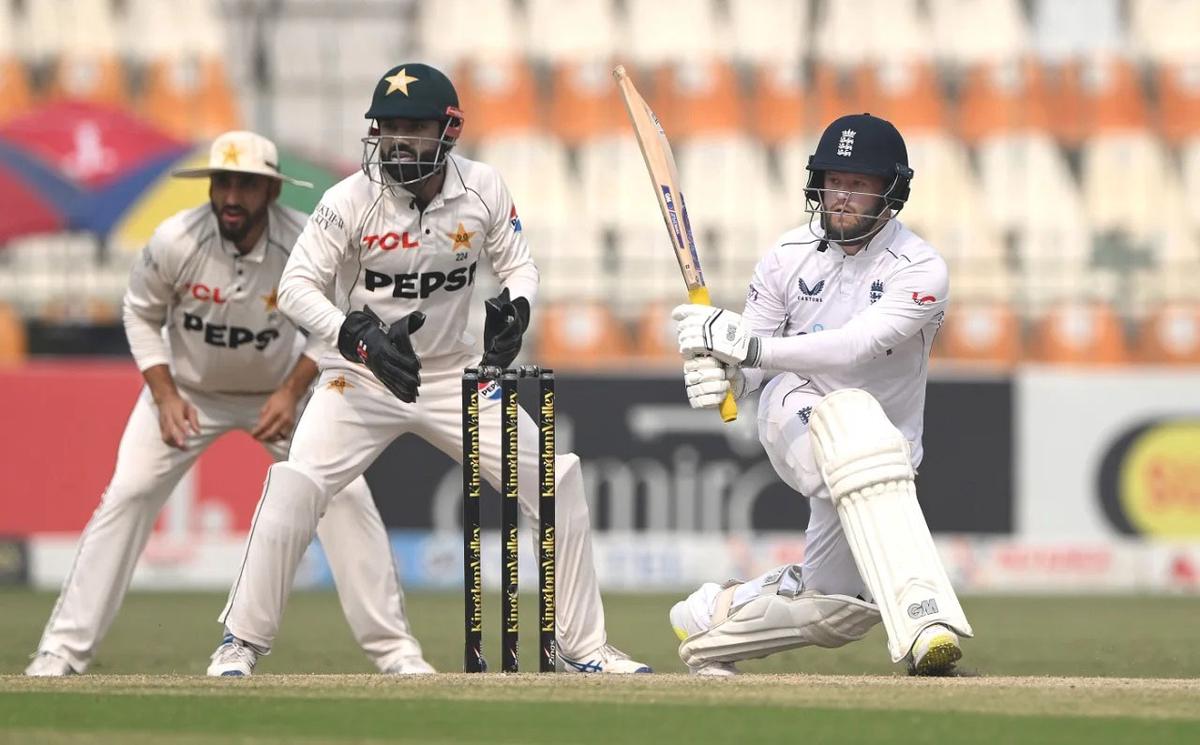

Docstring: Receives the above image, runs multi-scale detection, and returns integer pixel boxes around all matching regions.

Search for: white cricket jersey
[744,219,949,465]
[123,203,321,394]
[277,154,538,371]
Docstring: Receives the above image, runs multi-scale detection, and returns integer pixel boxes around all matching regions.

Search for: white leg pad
[810,388,973,663]
[678,590,881,667]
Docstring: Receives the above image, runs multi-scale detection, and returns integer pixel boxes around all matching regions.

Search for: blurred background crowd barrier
[1,0,1199,367]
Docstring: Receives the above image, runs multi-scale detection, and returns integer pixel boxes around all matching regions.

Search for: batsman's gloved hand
[338,305,426,402]
[682,356,746,410]
[672,304,760,367]
[481,288,530,369]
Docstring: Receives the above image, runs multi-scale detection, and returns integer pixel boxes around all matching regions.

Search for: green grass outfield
[2,590,1200,744]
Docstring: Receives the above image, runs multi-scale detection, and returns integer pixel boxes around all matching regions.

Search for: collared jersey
[277,154,538,371]
[744,219,949,465]
[123,203,320,394]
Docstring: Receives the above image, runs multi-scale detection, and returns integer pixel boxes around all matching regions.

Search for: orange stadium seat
[1156,62,1200,145]
[750,63,806,144]
[810,64,860,135]
[633,302,681,362]
[1077,56,1150,133]
[454,58,541,139]
[547,61,626,146]
[0,301,27,364]
[1030,302,1131,365]
[854,61,946,134]
[1136,303,1200,364]
[0,58,34,123]
[934,304,1022,367]
[45,54,130,107]
[1045,61,1086,146]
[140,56,241,140]
[957,59,1051,144]
[652,60,745,139]
[533,303,634,369]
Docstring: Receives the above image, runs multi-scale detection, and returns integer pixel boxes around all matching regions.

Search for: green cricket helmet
[361,63,465,186]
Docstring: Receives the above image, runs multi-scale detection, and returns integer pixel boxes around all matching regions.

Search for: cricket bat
[612,64,738,423]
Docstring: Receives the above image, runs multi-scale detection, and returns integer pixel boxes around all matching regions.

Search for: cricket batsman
[667,114,974,676]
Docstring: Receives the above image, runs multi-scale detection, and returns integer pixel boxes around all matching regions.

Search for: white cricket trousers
[756,372,919,601]
[220,354,608,659]
[34,384,424,673]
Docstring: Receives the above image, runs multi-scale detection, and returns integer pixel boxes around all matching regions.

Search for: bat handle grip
[685,286,739,423]
[719,391,738,422]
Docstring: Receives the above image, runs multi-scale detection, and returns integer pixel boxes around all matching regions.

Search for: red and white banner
[0,361,272,537]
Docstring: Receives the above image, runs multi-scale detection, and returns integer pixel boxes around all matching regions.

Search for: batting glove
[682,356,746,410]
[672,304,761,367]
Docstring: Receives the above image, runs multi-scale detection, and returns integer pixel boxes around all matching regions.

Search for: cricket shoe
[906,624,962,676]
[669,595,739,677]
[383,655,436,674]
[560,644,652,674]
[206,634,260,677]
[25,651,76,677]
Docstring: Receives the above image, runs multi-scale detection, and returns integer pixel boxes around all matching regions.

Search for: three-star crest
[220,142,241,166]
[448,222,476,250]
[326,375,353,394]
[384,68,419,96]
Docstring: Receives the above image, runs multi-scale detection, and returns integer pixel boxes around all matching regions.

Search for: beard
[382,142,443,185]
[819,197,887,243]
[212,200,269,245]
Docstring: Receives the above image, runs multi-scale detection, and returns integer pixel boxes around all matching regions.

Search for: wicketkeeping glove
[481,288,530,369]
[338,305,426,402]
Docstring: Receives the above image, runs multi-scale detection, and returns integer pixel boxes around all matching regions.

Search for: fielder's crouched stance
[668,114,972,676]
[25,131,430,677]
[208,63,649,676]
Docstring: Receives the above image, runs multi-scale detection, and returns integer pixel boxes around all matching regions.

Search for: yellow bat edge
[613,67,737,422]
[685,287,738,423]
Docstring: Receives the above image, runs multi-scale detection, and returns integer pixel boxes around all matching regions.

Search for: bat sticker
[660,185,688,258]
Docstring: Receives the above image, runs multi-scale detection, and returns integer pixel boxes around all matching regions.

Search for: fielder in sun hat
[173,130,313,188]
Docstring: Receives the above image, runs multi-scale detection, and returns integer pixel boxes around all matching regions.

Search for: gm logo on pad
[907,598,939,619]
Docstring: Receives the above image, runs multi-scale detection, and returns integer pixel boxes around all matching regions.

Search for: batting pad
[678,590,881,667]
[810,389,973,663]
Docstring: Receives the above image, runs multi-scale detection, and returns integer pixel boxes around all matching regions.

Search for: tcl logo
[183,283,228,303]
[362,232,420,251]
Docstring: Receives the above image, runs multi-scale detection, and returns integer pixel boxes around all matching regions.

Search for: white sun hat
[172,130,313,188]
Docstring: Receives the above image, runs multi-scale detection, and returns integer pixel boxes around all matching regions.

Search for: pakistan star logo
[383,68,419,96]
[220,142,241,166]
[326,375,353,394]
[448,222,476,250]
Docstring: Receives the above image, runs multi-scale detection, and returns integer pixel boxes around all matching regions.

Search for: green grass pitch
[2,590,1199,744]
